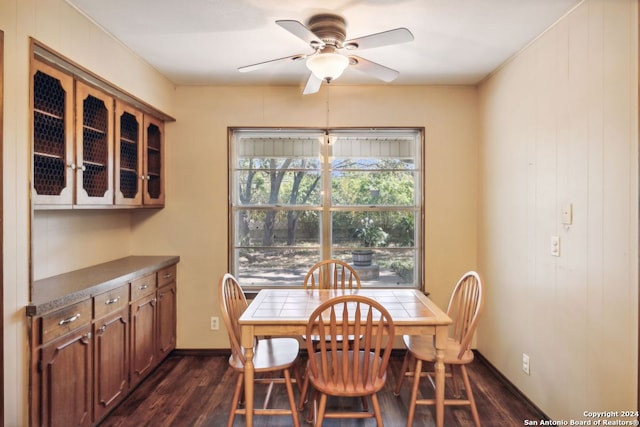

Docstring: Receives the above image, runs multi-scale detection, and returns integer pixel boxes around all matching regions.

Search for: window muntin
[230,128,423,289]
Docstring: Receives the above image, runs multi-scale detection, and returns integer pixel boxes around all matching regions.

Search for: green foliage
[354,217,388,247]
[389,260,414,282]
[237,155,416,248]
[393,215,415,246]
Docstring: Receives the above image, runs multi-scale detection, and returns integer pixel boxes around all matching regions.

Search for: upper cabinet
[114,103,165,207]
[32,55,170,209]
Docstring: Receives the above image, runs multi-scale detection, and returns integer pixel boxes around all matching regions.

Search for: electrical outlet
[522,353,530,375]
[210,316,219,330]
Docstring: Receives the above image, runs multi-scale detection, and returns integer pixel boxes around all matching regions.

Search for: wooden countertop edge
[26,255,180,317]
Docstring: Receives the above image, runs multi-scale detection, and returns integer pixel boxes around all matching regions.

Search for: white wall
[130,84,480,349]
[32,210,133,280]
[0,0,175,425]
[478,0,638,419]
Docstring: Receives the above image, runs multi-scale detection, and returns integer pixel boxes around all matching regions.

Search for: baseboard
[474,350,549,421]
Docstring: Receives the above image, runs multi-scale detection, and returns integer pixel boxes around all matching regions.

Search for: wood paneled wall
[478,0,638,420]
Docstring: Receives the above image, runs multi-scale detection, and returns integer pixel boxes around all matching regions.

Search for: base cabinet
[93,310,129,421]
[130,284,157,387]
[93,282,130,422]
[157,266,177,359]
[28,259,178,427]
[40,324,93,427]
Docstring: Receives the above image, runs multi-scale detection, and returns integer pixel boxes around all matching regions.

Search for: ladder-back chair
[299,259,362,413]
[394,271,484,427]
[304,294,395,426]
[218,273,300,427]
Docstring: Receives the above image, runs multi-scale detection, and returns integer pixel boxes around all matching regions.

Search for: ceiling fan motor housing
[308,14,347,48]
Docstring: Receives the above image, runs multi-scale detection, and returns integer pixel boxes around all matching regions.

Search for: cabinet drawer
[131,273,156,301]
[94,284,129,319]
[41,299,92,343]
[157,265,177,287]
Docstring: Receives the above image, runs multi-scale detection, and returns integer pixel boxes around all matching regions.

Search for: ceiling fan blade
[276,20,325,48]
[303,73,322,95]
[344,28,414,50]
[238,53,307,73]
[348,55,399,82]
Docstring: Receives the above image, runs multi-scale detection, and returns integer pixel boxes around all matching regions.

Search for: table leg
[434,326,447,427]
[241,325,255,427]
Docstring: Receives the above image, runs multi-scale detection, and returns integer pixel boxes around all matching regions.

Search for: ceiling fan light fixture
[306,52,349,82]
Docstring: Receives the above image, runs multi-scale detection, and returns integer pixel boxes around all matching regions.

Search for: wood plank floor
[99,351,544,427]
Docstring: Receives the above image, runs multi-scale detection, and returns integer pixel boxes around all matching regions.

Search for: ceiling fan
[238,13,414,94]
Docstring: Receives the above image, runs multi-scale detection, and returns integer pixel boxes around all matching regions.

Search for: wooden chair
[303,259,361,290]
[394,271,484,427]
[218,273,300,427]
[304,294,395,426]
[299,259,362,413]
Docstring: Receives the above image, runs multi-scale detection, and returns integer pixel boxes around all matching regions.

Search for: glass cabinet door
[32,61,74,205]
[143,116,165,206]
[75,82,114,205]
[115,101,143,206]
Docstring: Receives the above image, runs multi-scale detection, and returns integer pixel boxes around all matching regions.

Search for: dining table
[238,287,452,427]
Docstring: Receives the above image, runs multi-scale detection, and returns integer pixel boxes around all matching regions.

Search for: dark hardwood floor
[99,351,545,427]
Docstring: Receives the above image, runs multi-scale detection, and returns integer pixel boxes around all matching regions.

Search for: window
[229,128,424,289]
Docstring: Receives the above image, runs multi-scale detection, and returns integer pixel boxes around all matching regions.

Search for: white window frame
[228,127,424,291]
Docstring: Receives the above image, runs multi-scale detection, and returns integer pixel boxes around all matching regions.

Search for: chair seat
[228,337,299,372]
[307,350,387,396]
[402,335,474,365]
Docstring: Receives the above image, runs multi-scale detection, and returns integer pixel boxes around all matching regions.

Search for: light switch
[562,203,572,225]
[551,236,560,257]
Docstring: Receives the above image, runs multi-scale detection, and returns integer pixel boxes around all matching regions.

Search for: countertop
[27,255,180,317]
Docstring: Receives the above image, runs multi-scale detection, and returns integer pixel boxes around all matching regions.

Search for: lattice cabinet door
[32,60,75,206]
[115,101,143,206]
[75,82,114,205]
[142,116,165,206]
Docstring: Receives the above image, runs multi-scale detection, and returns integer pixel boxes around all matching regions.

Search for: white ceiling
[65,0,582,88]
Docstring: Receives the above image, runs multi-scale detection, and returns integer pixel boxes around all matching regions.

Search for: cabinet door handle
[58,313,81,326]
[67,163,76,170]
[99,325,107,334]
[138,284,149,291]
[104,296,121,305]
[162,273,172,279]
